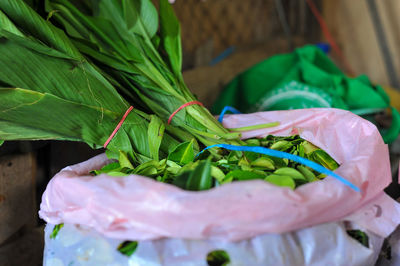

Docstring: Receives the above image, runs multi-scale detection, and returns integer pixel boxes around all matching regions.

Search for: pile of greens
[94,135,338,190]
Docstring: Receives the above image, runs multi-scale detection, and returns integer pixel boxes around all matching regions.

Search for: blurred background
[2,0,400,264]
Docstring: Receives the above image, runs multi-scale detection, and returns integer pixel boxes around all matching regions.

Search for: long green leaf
[122,0,158,38]
[0,31,127,113]
[0,9,23,36]
[0,87,112,145]
[0,0,81,58]
[148,115,165,161]
[159,0,182,76]
[186,157,213,191]
[0,20,179,157]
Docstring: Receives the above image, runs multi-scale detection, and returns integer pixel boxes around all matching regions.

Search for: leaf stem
[228,122,280,132]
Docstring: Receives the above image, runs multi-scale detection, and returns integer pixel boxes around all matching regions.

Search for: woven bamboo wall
[157,0,320,68]
[172,0,277,56]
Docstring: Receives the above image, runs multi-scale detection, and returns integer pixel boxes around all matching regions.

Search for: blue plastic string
[218,106,242,123]
[196,144,360,192]
[210,46,235,66]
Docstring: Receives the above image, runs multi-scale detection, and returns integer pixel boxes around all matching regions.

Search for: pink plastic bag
[39,108,400,241]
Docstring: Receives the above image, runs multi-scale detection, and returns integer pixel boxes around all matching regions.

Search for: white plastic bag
[44,222,383,266]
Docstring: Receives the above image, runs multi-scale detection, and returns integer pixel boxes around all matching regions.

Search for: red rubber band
[103,106,134,148]
[168,101,204,124]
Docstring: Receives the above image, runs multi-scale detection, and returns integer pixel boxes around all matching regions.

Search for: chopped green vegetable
[310,150,339,170]
[250,157,275,170]
[94,135,339,191]
[206,250,230,266]
[173,157,213,191]
[167,139,196,165]
[265,174,296,189]
[347,230,369,248]
[117,241,138,257]
[273,167,306,181]
[50,224,64,239]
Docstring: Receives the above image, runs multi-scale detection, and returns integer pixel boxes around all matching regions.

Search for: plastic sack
[39,109,400,242]
[43,222,384,266]
[211,45,400,143]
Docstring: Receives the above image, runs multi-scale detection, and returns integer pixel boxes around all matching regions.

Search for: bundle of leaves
[0,0,194,163]
[44,0,244,147]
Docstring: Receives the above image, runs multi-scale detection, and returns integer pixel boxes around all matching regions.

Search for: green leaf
[151,34,160,49]
[225,170,266,181]
[172,169,191,189]
[227,150,241,163]
[105,171,130,177]
[298,144,305,157]
[302,140,319,154]
[72,39,141,73]
[0,140,4,146]
[0,9,24,37]
[119,151,134,169]
[245,138,260,146]
[121,0,158,38]
[206,250,230,266]
[297,165,318,182]
[347,230,369,248]
[211,165,225,183]
[250,157,275,170]
[265,174,296,189]
[0,31,126,112]
[228,122,280,132]
[264,156,288,168]
[147,115,165,160]
[273,167,306,181]
[0,88,103,144]
[186,157,213,191]
[186,113,208,132]
[133,160,161,176]
[167,139,195,165]
[92,162,121,175]
[310,149,339,170]
[0,0,82,58]
[243,151,258,161]
[238,156,250,168]
[270,140,292,151]
[159,0,182,76]
[173,157,213,191]
[117,240,138,257]
[50,223,64,239]
[47,0,144,62]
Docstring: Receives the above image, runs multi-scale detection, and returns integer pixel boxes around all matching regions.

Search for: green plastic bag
[212,45,400,143]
